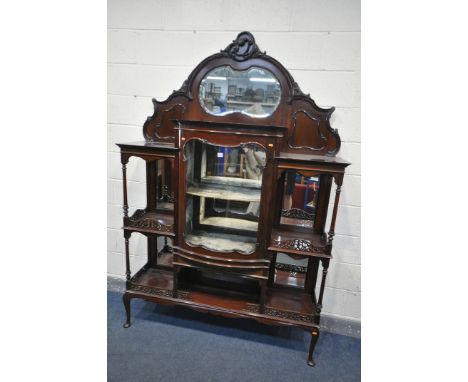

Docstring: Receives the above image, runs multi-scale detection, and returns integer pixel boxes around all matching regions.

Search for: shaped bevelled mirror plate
[199,66,281,118]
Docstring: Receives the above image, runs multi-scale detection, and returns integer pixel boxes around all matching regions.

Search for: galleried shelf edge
[116,32,350,367]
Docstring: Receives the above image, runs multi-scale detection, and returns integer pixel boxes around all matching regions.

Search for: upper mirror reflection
[199,66,281,118]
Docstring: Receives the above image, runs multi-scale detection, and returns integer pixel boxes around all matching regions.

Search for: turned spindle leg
[123,293,132,328]
[121,162,129,218]
[307,327,320,367]
[328,182,342,243]
[316,258,330,319]
[124,232,131,282]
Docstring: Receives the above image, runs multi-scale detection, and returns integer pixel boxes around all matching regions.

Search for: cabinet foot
[307,327,319,367]
[123,293,131,328]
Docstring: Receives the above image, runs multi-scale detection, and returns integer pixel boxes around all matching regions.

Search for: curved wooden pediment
[143,31,341,156]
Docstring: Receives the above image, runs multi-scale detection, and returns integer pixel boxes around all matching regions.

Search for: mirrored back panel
[184,140,266,254]
[156,158,174,211]
[199,66,281,118]
[280,171,320,228]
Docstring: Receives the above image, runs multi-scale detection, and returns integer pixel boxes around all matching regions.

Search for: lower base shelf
[128,266,317,329]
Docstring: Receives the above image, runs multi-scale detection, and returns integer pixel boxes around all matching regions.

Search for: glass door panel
[184,140,266,254]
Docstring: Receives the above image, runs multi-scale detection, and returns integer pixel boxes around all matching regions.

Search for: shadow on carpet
[108,291,360,382]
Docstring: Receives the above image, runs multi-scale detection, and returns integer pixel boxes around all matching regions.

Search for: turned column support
[315,258,330,317]
[305,257,319,295]
[124,230,132,282]
[121,155,129,218]
[327,175,343,243]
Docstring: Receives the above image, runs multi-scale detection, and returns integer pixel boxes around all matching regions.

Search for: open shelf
[128,266,316,328]
[124,209,174,236]
[187,182,261,202]
[274,268,306,289]
[269,228,331,258]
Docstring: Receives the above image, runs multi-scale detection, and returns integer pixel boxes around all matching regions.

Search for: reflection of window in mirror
[281,171,320,228]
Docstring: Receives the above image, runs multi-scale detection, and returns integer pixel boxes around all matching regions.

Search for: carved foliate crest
[221,31,265,62]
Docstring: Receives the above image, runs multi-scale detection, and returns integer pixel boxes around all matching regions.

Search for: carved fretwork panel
[125,209,173,233]
[272,238,325,254]
[244,303,314,323]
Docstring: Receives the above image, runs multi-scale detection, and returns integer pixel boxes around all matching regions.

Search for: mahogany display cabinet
[116,32,350,366]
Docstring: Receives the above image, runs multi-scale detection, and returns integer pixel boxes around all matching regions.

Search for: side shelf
[269,228,331,259]
[124,209,175,237]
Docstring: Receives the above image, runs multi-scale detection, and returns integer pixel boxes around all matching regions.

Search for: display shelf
[127,266,317,328]
[199,216,258,232]
[280,215,314,228]
[124,209,174,236]
[269,228,331,258]
[187,182,261,202]
[201,176,261,189]
[184,230,257,254]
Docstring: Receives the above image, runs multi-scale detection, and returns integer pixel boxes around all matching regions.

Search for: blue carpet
[108,291,360,381]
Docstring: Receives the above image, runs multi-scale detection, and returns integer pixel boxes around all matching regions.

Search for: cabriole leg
[123,293,131,328]
[307,327,320,367]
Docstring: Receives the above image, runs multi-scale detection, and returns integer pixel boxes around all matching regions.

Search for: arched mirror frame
[198,65,282,118]
[142,32,342,157]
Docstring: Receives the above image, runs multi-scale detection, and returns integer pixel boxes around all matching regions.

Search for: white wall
[107,0,361,321]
